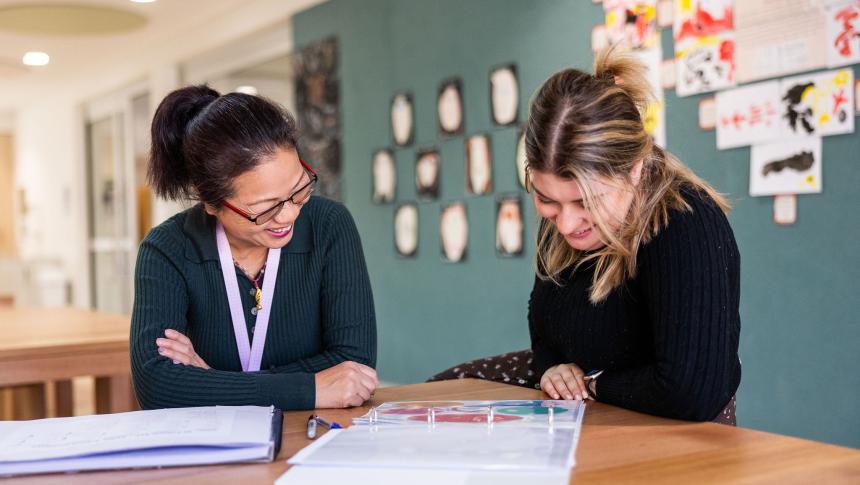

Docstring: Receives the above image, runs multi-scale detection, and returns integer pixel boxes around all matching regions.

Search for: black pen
[306,414,343,439]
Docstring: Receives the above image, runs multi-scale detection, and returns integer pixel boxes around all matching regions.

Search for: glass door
[84,85,151,314]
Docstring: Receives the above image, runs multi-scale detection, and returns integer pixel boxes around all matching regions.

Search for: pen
[306,414,342,439]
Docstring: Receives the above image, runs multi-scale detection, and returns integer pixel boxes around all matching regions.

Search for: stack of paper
[279,400,585,485]
[0,405,282,477]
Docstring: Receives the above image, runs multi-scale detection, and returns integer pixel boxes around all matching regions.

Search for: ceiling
[0,0,321,111]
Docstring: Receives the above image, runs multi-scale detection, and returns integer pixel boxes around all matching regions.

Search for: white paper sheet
[715,80,782,149]
[675,32,736,96]
[750,136,822,196]
[276,465,570,485]
[734,0,828,83]
[826,0,860,67]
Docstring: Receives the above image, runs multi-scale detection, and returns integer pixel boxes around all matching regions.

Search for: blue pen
[306,414,342,439]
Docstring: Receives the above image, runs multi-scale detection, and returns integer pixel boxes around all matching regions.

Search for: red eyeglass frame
[221,159,318,225]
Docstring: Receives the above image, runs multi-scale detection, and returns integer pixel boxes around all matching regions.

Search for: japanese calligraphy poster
[750,137,822,196]
[779,68,854,138]
[716,80,781,149]
[826,0,860,67]
[605,0,659,50]
[675,32,736,96]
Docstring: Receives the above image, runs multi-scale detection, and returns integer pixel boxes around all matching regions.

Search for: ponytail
[147,85,219,201]
[593,45,655,114]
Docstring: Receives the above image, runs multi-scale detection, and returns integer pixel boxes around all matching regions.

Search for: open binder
[0,405,283,477]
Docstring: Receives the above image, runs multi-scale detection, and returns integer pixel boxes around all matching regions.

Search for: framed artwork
[440,202,468,263]
[372,149,396,204]
[490,64,519,126]
[391,92,414,146]
[438,78,464,136]
[465,134,493,195]
[394,202,418,257]
[496,194,524,257]
[415,149,440,201]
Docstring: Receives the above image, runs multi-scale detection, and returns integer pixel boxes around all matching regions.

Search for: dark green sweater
[130,196,376,410]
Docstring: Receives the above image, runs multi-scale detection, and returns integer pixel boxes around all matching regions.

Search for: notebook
[0,405,283,477]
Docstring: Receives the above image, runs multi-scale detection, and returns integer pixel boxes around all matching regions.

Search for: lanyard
[215,222,281,372]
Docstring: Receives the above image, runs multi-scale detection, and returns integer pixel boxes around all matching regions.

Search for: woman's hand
[314,361,378,408]
[156,329,211,370]
[540,362,590,400]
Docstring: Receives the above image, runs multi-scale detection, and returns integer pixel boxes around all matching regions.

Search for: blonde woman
[525,49,740,423]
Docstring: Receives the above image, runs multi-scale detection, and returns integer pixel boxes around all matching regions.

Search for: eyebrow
[247,169,308,206]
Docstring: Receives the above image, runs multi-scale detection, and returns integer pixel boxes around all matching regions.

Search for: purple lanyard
[215,222,281,372]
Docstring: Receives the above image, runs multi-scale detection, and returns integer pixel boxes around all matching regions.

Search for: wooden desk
[5,379,860,483]
[0,307,134,416]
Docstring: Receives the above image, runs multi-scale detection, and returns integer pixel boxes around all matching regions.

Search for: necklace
[233,260,267,313]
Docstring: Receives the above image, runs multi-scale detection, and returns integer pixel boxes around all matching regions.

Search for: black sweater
[528,188,741,421]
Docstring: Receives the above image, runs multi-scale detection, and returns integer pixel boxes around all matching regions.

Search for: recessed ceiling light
[235,86,258,95]
[22,51,49,66]
[130,0,156,3]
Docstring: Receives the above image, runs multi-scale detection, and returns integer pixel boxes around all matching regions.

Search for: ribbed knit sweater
[130,196,376,411]
[528,187,741,421]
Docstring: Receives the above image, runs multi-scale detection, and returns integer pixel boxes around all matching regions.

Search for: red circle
[407,413,522,423]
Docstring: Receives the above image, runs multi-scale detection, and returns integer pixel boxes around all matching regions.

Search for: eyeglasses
[222,159,318,225]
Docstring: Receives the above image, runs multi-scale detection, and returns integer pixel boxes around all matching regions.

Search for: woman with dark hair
[130,85,376,410]
[525,49,741,423]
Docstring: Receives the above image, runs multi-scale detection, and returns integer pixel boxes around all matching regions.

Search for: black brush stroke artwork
[762,151,815,176]
[782,82,815,135]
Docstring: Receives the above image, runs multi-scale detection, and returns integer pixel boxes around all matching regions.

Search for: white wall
[9,0,325,309]
[13,98,88,306]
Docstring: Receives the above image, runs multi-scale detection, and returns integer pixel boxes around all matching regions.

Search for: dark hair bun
[148,85,220,200]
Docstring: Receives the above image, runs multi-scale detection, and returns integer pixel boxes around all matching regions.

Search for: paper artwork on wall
[673,0,733,44]
[632,46,667,147]
[660,58,676,89]
[856,79,860,114]
[465,134,493,195]
[715,80,781,149]
[604,0,660,50]
[516,130,527,189]
[415,150,440,201]
[294,37,341,199]
[490,65,519,126]
[372,149,396,203]
[496,194,524,257]
[773,194,797,225]
[673,0,735,97]
[391,92,414,146]
[750,136,822,197]
[826,1,860,67]
[440,202,468,263]
[657,0,674,28]
[592,24,610,52]
[438,79,465,136]
[675,32,736,96]
[734,0,827,83]
[394,203,418,257]
[699,96,717,130]
[780,68,854,138]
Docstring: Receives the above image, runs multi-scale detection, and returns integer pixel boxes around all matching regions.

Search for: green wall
[294,0,860,448]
